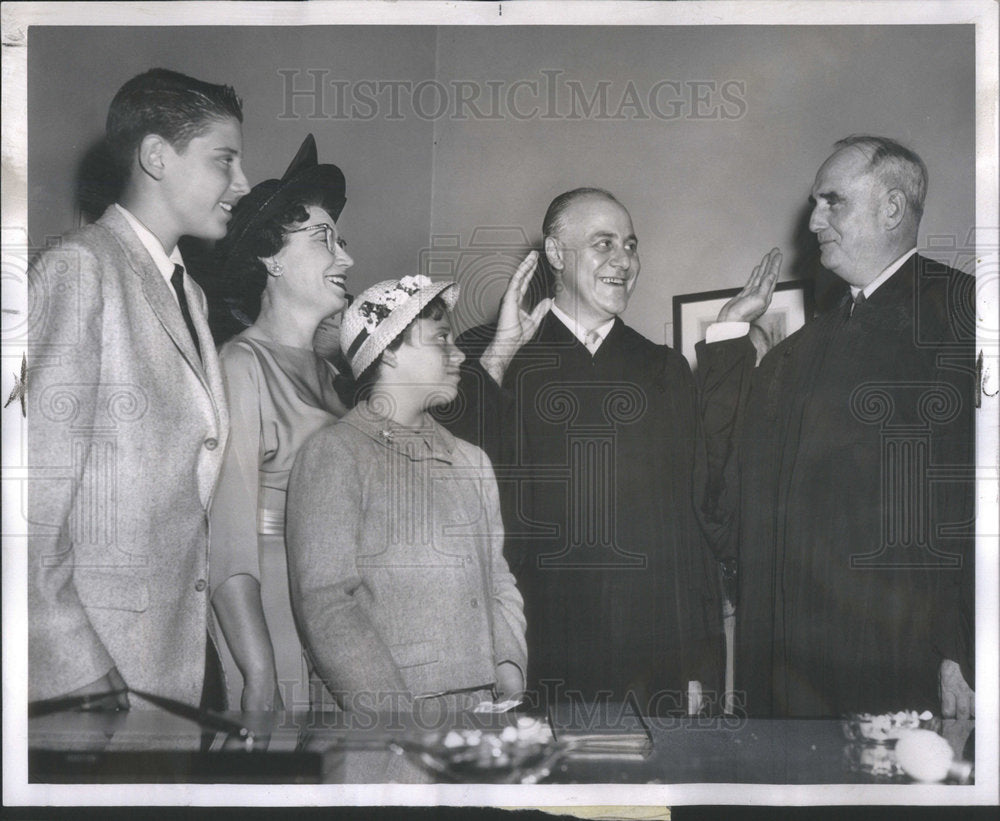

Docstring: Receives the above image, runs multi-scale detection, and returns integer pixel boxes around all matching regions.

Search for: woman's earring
[267,261,283,276]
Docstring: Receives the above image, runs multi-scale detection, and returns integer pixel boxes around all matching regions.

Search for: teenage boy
[28,68,250,710]
[286,276,527,713]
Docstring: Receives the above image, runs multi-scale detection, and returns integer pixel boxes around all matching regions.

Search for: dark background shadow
[75,138,121,225]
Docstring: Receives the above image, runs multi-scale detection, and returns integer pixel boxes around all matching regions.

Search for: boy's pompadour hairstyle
[105,68,243,175]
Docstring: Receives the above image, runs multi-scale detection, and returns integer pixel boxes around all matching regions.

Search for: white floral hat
[341,275,459,378]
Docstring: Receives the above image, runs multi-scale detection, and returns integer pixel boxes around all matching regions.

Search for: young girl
[286,275,526,713]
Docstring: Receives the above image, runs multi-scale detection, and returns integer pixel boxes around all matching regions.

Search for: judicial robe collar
[536,309,626,350]
[531,312,672,392]
[836,252,921,331]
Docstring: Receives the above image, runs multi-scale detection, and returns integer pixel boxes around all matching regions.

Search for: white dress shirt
[550,303,616,355]
[850,248,917,301]
[115,203,187,306]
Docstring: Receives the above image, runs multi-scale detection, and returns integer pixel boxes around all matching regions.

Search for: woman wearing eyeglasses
[208,135,353,711]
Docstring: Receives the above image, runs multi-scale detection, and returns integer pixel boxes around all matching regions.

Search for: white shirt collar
[115,204,185,295]
[550,303,616,353]
[850,248,917,300]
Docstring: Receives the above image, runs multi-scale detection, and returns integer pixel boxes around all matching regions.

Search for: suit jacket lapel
[186,275,229,433]
[97,206,208,384]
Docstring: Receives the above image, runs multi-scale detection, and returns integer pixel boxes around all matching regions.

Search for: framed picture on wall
[672,280,815,368]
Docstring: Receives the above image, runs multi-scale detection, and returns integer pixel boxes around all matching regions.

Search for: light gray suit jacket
[28,205,229,707]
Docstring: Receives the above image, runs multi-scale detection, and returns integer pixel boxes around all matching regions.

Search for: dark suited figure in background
[698,136,976,718]
[447,188,724,713]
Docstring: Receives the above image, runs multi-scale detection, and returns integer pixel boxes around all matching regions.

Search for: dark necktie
[170,264,201,360]
[849,290,867,318]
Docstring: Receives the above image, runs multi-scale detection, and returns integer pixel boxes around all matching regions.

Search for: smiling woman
[206,135,355,711]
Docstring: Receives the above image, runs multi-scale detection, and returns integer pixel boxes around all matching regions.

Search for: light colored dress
[209,325,349,710]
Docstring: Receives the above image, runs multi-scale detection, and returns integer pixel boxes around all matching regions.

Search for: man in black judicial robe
[443,189,723,712]
[696,137,976,718]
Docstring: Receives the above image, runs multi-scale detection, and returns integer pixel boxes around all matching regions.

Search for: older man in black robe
[697,136,976,718]
[444,189,724,714]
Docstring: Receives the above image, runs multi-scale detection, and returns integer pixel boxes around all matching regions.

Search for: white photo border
[2,0,997,810]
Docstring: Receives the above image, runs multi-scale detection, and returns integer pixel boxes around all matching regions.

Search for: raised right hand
[717,247,783,323]
[480,251,553,385]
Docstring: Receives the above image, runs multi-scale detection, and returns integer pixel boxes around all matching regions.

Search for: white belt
[257,508,284,536]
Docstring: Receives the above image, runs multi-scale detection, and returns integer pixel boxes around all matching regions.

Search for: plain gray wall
[28,26,439,291]
[429,25,975,342]
[28,24,975,344]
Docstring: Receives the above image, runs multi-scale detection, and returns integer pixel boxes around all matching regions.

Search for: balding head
[543,188,623,240]
[542,188,640,329]
[833,135,928,223]
[808,136,926,287]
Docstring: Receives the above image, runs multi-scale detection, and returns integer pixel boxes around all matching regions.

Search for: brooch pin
[379,428,394,442]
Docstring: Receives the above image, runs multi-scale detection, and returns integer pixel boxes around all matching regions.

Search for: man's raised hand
[481,250,553,385]
[717,247,783,323]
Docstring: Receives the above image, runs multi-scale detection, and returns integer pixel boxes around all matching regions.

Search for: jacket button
[470,598,478,608]
[194,579,207,592]
[464,556,472,564]
[204,438,218,450]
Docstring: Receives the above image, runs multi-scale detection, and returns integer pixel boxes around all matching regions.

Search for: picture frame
[672,280,816,368]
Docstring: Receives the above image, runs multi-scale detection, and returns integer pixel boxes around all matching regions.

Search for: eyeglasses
[283,223,347,253]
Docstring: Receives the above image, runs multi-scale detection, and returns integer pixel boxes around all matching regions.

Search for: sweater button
[204,438,218,450]
[194,579,207,592]
[470,598,478,608]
